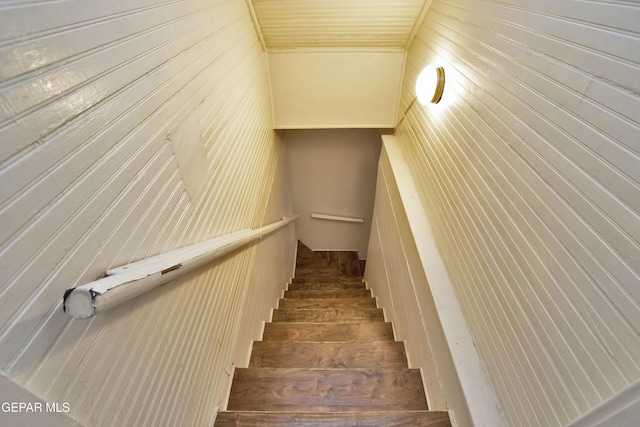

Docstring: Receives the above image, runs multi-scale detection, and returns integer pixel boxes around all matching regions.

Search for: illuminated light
[416,65,445,104]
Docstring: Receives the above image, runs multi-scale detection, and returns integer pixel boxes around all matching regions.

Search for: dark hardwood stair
[249,341,408,369]
[284,289,372,299]
[278,297,377,309]
[215,411,451,426]
[272,307,384,323]
[289,280,366,289]
[262,322,396,342]
[215,241,450,426]
[288,278,367,287]
[226,368,428,412]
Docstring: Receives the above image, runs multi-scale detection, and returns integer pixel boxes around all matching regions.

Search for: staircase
[215,242,451,426]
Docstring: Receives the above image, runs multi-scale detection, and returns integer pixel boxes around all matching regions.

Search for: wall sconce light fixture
[416,65,445,104]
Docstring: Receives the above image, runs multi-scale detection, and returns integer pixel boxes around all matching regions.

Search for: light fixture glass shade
[416,65,445,104]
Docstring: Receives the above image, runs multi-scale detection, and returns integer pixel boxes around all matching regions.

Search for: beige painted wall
[396,1,640,426]
[269,50,405,129]
[0,1,295,426]
[286,129,381,259]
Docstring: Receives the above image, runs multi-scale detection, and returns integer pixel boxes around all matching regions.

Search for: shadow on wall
[287,129,382,259]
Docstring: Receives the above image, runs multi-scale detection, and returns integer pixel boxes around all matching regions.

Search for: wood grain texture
[278,297,377,310]
[285,289,372,299]
[293,268,355,277]
[215,410,451,426]
[227,368,428,411]
[216,242,444,425]
[262,322,396,342]
[250,341,408,369]
[291,277,364,285]
[278,300,377,310]
[272,307,384,323]
[317,249,363,276]
[288,281,365,290]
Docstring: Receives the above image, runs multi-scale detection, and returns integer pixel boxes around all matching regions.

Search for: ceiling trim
[274,124,395,130]
[265,51,276,129]
[405,0,435,49]
[394,50,409,128]
[244,0,267,51]
[267,47,406,54]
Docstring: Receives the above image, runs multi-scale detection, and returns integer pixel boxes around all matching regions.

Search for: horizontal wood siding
[398,1,639,426]
[0,1,295,426]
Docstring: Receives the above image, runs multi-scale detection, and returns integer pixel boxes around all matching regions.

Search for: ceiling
[245,2,432,253]
[246,0,434,128]
[249,0,432,50]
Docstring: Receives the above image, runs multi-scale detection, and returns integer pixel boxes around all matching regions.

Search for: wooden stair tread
[279,297,376,309]
[285,289,371,299]
[292,276,364,284]
[262,322,395,342]
[317,249,363,277]
[215,410,451,426]
[227,368,428,412]
[250,341,408,368]
[296,266,348,277]
[288,282,366,290]
[272,308,384,322]
[215,242,449,427]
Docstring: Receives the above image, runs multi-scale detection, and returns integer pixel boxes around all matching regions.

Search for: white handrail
[310,213,365,223]
[63,215,298,319]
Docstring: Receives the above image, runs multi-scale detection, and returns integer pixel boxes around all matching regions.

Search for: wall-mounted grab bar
[63,215,298,319]
[310,213,364,223]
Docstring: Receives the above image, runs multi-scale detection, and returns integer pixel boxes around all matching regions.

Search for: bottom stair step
[227,368,428,412]
[214,410,451,426]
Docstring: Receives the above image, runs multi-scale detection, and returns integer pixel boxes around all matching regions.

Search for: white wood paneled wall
[0,1,296,426]
[397,1,640,426]
[365,138,506,427]
[233,139,297,369]
[365,147,460,419]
